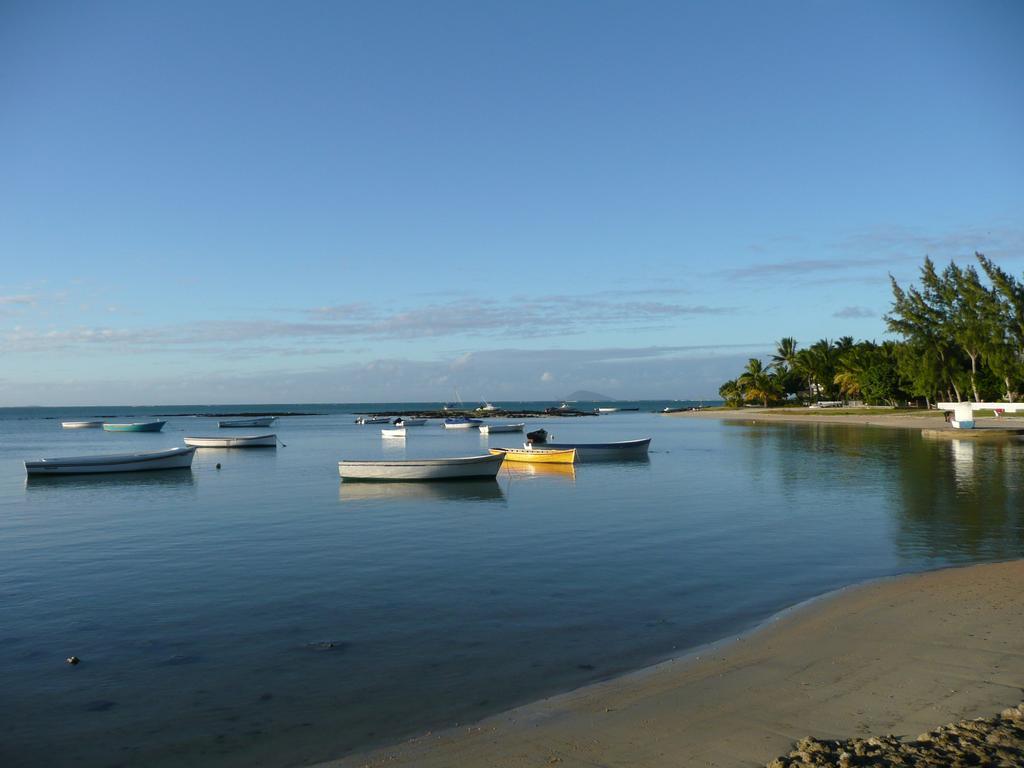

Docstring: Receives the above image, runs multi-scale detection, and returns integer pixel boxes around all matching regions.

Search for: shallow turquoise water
[2,406,1023,767]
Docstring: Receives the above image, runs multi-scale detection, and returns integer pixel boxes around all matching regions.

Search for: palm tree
[770,337,799,371]
[718,379,743,408]
[737,358,781,407]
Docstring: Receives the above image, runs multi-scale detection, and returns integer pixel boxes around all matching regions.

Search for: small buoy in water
[66,656,80,665]
[216,463,221,469]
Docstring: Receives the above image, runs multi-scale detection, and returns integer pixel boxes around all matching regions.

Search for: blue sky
[1,0,1022,405]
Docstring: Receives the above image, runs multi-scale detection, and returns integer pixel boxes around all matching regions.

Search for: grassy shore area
[320,560,1024,768]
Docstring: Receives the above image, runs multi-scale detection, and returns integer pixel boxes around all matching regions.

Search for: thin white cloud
[1,294,736,354]
[833,305,874,319]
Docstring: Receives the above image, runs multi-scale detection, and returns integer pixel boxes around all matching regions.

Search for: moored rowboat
[479,423,525,434]
[443,417,483,429]
[184,434,277,448]
[219,417,276,428]
[339,453,504,481]
[489,447,576,464]
[533,438,651,461]
[103,421,166,432]
[25,446,196,475]
[381,427,406,439]
[61,421,104,429]
[355,416,391,425]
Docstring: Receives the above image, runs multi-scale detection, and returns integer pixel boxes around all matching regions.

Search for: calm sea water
[2,404,1023,767]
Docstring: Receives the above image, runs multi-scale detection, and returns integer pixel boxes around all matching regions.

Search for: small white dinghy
[219,417,276,428]
[338,453,504,481]
[184,434,277,448]
[479,423,525,434]
[381,427,406,439]
[355,416,391,425]
[61,421,104,429]
[25,446,197,476]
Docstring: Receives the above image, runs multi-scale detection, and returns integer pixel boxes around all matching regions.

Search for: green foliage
[717,253,1024,407]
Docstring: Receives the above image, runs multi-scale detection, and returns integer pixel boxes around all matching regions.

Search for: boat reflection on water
[25,469,197,491]
[338,479,505,503]
[500,462,577,482]
[949,439,976,489]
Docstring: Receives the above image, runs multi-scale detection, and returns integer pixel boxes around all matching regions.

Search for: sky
[1,0,1022,405]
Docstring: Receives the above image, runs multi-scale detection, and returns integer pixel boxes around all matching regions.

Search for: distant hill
[565,389,614,401]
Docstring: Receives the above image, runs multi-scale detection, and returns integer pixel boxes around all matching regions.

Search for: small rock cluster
[766,703,1024,767]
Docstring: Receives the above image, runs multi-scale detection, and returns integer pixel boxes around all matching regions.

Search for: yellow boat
[488,447,577,464]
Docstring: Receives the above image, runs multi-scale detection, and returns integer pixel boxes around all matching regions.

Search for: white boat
[25,446,197,475]
[338,453,505,481]
[355,416,391,425]
[394,418,427,426]
[443,417,483,429]
[219,417,276,428]
[533,438,651,461]
[61,421,104,429]
[184,434,277,448]
[597,407,619,414]
[381,427,406,439]
[479,402,498,412]
[479,423,525,434]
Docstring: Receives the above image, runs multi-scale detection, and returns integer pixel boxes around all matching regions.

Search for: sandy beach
[675,406,1024,435]
[321,560,1024,768]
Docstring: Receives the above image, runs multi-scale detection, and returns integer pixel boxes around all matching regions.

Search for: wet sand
[319,560,1024,768]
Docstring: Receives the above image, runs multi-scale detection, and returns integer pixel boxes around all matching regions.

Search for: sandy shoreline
[673,406,1024,433]
[319,560,1024,768]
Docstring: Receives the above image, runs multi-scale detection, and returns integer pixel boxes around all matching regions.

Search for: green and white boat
[102,421,166,432]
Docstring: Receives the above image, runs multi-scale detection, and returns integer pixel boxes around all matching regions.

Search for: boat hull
[479,424,525,434]
[219,417,276,428]
[537,438,651,461]
[381,428,406,439]
[355,416,391,425]
[25,446,196,475]
[184,434,277,448]
[489,447,576,464]
[394,418,427,426]
[443,419,483,429]
[61,421,104,429]
[102,421,166,432]
[339,453,504,481]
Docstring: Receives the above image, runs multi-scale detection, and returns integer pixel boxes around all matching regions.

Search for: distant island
[565,390,614,401]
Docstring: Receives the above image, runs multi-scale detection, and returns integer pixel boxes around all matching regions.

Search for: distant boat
[355,416,391,425]
[220,417,276,428]
[184,434,276,448]
[596,407,619,413]
[394,418,427,426]
[338,453,505,481]
[443,417,483,429]
[61,421,104,429]
[381,427,406,439]
[25,446,196,475]
[526,428,548,444]
[489,447,576,464]
[478,402,498,412]
[103,421,166,432]
[479,423,525,434]
[536,438,651,461]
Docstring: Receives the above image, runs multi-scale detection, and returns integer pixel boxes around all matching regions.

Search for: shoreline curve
[316,559,1024,768]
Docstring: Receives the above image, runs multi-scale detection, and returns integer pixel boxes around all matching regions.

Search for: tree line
[718,253,1024,408]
